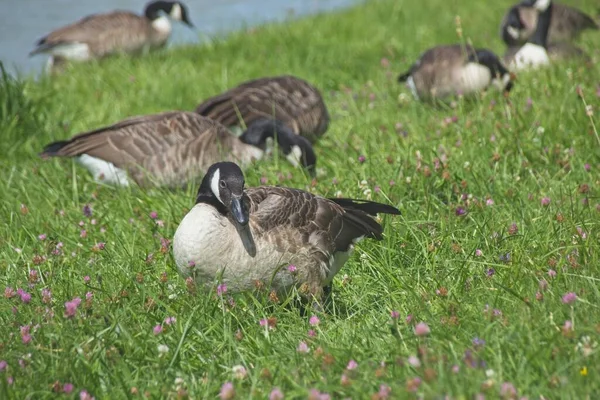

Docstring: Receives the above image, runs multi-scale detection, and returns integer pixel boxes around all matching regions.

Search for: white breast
[76,154,130,186]
[458,63,492,93]
[173,204,296,292]
[510,43,550,71]
[152,16,172,35]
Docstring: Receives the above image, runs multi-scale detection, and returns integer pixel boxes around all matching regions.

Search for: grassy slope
[1,0,599,398]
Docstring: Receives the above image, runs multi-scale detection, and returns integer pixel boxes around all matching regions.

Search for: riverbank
[1,0,599,398]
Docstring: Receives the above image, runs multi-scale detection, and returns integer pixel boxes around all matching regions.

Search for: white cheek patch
[533,0,550,11]
[170,3,182,20]
[507,26,519,40]
[285,145,303,168]
[406,76,419,100]
[210,168,223,204]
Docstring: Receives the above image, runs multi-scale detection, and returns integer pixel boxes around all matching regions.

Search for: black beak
[230,196,248,226]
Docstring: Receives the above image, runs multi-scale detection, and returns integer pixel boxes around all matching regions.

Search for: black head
[470,49,515,93]
[196,162,249,226]
[502,6,526,46]
[519,0,551,12]
[145,1,194,27]
[239,119,317,176]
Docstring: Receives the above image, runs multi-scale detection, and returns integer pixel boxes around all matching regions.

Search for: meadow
[1,0,599,398]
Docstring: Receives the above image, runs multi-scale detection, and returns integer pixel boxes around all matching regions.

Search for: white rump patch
[460,63,492,93]
[46,42,91,61]
[510,43,550,71]
[285,145,303,168]
[76,154,130,186]
[210,168,223,203]
[406,76,419,100]
[170,3,182,20]
[152,15,172,34]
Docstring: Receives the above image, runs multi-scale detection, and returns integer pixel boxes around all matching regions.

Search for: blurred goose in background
[29,1,194,73]
[506,0,554,71]
[195,75,330,144]
[173,161,400,304]
[397,44,514,101]
[39,112,316,188]
[500,1,598,46]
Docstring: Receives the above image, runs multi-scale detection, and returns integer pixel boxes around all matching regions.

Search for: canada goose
[397,44,514,101]
[500,1,598,46]
[39,112,316,188]
[29,1,194,73]
[506,0,553,71]
[173,161,400,304]
[195,75,329,144]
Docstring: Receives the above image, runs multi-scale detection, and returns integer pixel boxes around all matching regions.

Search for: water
[0,0,359,76]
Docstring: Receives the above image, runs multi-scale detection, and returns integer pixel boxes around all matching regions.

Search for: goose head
[240,119,317,176]
[469,49,515,94]
[502,6,527,45]
[196,162,249,226]
[145,1,194,28]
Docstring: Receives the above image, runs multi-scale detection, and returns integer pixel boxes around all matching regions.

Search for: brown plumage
[39,111,266,188]
[397,44,513,101]
[29,1,194,72]
[173,162,400,304]
[195,75,330,143]
[500,2,598,46]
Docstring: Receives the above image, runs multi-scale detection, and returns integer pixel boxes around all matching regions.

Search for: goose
[500,1,598,46]
[29,1,194,73]
[397,44,514,101]
[173,161,400,304]
[195,75,330,144]
[506,0,554,71]
[39,112,316,188]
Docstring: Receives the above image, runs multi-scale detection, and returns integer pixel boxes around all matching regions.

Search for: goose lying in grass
[173,161,400,305]
[40,112,316,188]
[195,75,329,143]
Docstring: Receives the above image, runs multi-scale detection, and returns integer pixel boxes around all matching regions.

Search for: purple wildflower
[216,284,227,297]
[64,297,82,318]
[17,289,31,303]
[455,207,466,216]
[269,388,284,400]
[297,341,310,353]
[562,292,577,304]
[219,382,235,400]
[414,322,430,336]
[358,155,366,163]
[309,315,320,326]
[541,197,551,206]
[346,360,358,370]
[83,204,93,217]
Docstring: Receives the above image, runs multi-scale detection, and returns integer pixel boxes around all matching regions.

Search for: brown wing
[40,111,238,186]
[33,11,152,56]
[246,187,390,254]
[195,75,329,142]
[549,3,599,42]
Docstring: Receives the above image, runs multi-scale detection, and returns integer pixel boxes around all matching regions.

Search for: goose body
[503,41,590,66]
[195,75,329,143]
[29,1,194,72]
[173,162,400,302]
[40,112,316,188]
[500,1,598,46]
[508,0,553,71]
[397,44,513,101]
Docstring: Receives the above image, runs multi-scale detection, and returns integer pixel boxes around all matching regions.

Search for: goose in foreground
[506,0,553,71]
[39,112,316,188]
[397,44,514,101]
[500,1,598,46]
[173,162,400,304]
[29,1,194,73]
[195,75,330,143]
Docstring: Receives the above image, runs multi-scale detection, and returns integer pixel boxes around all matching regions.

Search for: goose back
[195,75,330,143]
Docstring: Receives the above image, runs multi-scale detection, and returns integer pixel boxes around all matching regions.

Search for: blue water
[0,0,359,76]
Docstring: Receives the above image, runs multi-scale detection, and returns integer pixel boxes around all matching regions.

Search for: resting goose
[29,1,194,73]
[500,1,598,46]
[506,0,553,71]
[173,162,400,304]
[195,75,330,143]
[397,44,514,101]
[40,112,316,188]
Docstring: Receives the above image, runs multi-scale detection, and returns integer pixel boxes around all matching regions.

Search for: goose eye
[219,180,226,189]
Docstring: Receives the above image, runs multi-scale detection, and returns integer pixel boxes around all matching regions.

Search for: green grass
[1,0,600,398]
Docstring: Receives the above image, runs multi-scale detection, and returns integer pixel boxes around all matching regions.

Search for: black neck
[529,2,552,48]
